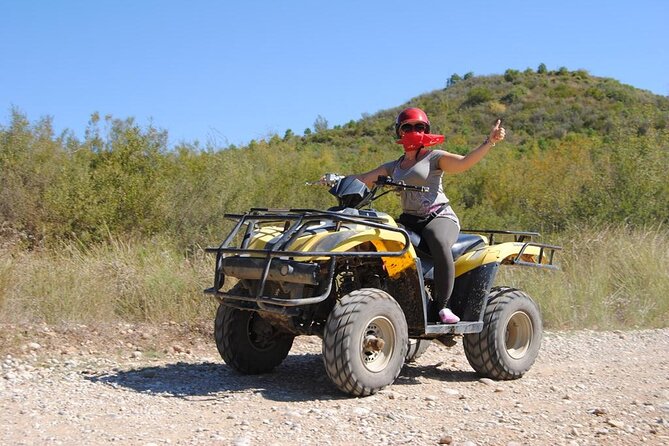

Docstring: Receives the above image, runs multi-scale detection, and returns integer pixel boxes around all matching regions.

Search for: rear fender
[455,242,551,277]
[449,263,499,322]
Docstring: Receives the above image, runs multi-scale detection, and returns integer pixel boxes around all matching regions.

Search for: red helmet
[395,107,431,137]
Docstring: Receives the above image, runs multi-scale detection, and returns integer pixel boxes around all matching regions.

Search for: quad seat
[405,229,485,260]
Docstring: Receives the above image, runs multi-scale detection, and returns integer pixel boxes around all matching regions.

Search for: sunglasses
[400,122,427,133]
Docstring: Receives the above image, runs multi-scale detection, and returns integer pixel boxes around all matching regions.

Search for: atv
[204,174,560,397]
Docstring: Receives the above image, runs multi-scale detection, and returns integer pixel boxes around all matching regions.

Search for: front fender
[292,228,417,278]
[246,224,418,277]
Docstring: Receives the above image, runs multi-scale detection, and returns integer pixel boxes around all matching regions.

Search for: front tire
[463,287,542,380]
[323,288,408,396]
[214,303,294,374]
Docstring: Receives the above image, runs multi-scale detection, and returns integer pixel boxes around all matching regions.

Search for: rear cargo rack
[204,208,412,308]
[461,229,540,244]
[511,241,562,270]
[462,229,562,270]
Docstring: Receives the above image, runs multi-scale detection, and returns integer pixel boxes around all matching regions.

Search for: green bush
[464,87,494,107]
[1,69,667,251]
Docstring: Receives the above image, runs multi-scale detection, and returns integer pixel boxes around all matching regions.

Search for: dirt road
[1,324,667,445]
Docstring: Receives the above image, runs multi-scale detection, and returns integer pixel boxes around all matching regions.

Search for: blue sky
[1,1,667,147]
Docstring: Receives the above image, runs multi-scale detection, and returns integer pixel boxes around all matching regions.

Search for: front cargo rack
[204,208,412,308]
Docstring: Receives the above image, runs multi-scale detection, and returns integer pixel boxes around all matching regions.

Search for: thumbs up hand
[487,119,506,145]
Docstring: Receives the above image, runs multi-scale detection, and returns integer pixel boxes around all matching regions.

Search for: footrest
[425,321,483,335]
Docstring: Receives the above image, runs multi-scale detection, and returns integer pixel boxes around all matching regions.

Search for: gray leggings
[400,215,460,309]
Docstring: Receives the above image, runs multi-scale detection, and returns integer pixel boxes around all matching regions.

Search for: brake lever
[374,175,393,186]
[306,173,344,186]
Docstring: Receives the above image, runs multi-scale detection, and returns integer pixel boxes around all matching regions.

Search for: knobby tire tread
[323,288,406,397]
[215,304,244,371]
[214,299,293,374]
[463,287,537,380]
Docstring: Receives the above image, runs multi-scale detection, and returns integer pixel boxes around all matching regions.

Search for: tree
[574,69,589,79]
[537,63,548,74]
[504,69,520,82]
[446,73,462,88]
[314,115,329,133]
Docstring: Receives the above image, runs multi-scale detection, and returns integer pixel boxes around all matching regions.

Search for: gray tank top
[382,149,460,226]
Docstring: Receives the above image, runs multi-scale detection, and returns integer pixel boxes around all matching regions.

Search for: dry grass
[497,225,669,329]
[1,226,667,329]
[0,237,217,325]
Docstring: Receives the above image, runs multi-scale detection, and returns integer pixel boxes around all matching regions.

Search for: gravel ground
[0,323,668,446]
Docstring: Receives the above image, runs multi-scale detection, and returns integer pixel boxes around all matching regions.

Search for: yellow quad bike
[204,174,560,397]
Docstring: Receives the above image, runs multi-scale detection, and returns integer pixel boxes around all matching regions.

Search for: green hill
[1,67,668,247]
[2,67,668,329]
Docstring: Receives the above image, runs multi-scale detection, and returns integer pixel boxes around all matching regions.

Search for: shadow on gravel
[85,353,346,402]
[398,363,479,385]
[86,353,478,401]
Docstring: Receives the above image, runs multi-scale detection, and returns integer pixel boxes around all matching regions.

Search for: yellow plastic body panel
[454,242,549,277]
[246,222,417,278]
[247,226,284,246]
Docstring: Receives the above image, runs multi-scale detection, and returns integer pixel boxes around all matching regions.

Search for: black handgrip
[375,175,393,185]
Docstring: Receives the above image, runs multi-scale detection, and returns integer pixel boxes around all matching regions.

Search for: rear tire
[214,301,294,374]
[463,287,542,380]
[323,288,408,396]
[405,339,431,363]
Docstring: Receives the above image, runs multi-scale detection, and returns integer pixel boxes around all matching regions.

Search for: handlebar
[306,173,430,209]
[374,175,429,193]
[307,174,429,193]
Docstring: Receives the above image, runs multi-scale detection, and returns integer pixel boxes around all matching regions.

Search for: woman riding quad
[353,107,505,324]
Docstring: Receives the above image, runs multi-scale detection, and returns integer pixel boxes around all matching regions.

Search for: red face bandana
[396,132,445,151]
